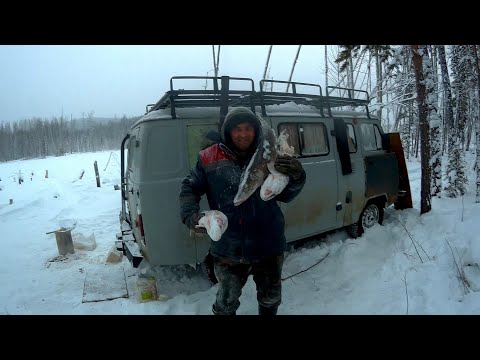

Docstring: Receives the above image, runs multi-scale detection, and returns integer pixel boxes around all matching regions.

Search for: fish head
[233,166,268,206]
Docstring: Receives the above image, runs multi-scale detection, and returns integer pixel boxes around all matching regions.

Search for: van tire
[201,251,218,285]
[346,200,384,238]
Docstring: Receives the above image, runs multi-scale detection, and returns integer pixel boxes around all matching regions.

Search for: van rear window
[278,123,329,157]
[346,123,357,153]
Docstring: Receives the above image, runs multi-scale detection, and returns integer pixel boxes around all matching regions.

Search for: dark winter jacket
[179,107,306,263]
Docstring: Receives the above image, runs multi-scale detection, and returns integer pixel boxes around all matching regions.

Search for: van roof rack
[147,76,371,124]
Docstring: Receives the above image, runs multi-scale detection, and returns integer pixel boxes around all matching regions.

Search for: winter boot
[258,304,278,316]
[212,304,236,315]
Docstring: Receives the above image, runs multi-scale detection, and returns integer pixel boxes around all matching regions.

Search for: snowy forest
[2,45,480,214]
[323,45,480,213]
[0,113,138,162]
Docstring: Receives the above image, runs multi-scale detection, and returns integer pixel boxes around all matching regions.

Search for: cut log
[55,229,75,256]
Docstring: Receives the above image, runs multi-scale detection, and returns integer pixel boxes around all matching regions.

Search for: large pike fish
[233,125,295,206]
[260,130,295,201]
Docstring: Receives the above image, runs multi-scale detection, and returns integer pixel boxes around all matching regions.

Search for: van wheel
[201,251,218,285]
[346,201,384,238]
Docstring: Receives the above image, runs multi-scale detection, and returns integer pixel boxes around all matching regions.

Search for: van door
[271,117,338,241]
[184,121,219,263]
[126,127,142,243]
[338,119,366,227]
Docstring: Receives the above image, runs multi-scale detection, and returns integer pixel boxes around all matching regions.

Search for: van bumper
[116,231,144,268]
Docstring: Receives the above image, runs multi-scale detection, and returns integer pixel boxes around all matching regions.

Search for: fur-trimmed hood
[220,107,262,151]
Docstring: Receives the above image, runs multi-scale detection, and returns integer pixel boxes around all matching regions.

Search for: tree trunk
[411,45,432,214]
[262,45,273,91]
[212,45,218,77]
[438,45,463,198]
[466,97,475,151]
[348,56,354,90]
[473,45,480,203]
[430,45,439,109]
[385,63,390,131]
[437,45,455,153]
[414,121,420,158]
[455,46,469,149]
[367,52,372,95]
[324,45,329,90]
[216,45,221,77]
[421,46,442,197]
[286,45,302,92]
[376,49,383,121]
[446,46,469,197]
[406,108,412,159]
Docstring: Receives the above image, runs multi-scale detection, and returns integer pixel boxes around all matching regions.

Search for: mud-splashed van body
[116,76,412,268]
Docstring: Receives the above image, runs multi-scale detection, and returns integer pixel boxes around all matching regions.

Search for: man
[179,107,306,315]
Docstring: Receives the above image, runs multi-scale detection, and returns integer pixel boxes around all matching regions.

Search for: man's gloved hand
[274,155,304,181]
[186,212,207,234]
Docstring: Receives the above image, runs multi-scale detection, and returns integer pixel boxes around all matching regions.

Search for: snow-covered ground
[1,150,480,314]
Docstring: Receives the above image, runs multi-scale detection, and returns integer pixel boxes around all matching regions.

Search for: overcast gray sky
[0,45,330,123]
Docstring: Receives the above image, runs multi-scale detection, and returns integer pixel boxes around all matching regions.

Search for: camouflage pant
[212,254,284,315]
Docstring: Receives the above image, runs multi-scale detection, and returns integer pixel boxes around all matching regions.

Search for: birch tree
[473,45,480,203]
[437,45,454,155]
[421,48,442,197]
[445,45,469,197]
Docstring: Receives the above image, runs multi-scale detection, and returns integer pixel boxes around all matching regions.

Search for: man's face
[230,122,255,152]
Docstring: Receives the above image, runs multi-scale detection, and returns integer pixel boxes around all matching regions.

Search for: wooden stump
[55,229,75,255]
[94,161,100,187]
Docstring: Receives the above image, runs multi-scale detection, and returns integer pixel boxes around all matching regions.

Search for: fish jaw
[233,167,267,206]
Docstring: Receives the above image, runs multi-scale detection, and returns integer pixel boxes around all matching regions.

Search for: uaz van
[115,76,412,278]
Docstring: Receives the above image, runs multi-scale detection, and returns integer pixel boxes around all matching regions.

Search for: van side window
[301,123,329,156]
[346,124,357,153]
[360,123,383,151]
[278,123,329,157]
[277,124,300,156]
[127,130,140,172]
[127,136,135,171]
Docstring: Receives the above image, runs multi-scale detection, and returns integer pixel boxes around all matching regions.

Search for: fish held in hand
[195,210,228,242]
[233,124,277,206]
[260,130,295,201]
[260,163,289,201]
